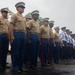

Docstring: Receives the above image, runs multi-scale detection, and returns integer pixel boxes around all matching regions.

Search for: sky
[0,0,75,33]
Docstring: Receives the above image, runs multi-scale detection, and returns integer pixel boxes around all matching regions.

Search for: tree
[38,17,43,26]
[25,13,32,18]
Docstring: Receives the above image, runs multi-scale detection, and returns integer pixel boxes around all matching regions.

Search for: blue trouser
[41,39,49,65]
[11,32,27,70]
[49,38,54,64]
[61,41,67,60]
[30,34,40,68]
[69,44,73,59]
[39,45,41,58]
[73,48,75,59]
[54,42,60,63]
[0,34,9,67]
[66,43,70,60]
[24,38,30,65]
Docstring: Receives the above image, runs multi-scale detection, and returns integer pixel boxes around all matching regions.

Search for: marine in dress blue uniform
[48,21,55,64]
[26,10,40,69]
[40,18,50,67]
[0,8,9,69]
[54,26,61,64]
[9,2,27,72]
[24,15,32,67]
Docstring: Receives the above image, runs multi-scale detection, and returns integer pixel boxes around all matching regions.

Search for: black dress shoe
[0,67,6,72]
[54,62,59,64]
[11,70,22,73]
[0,67,3,69]
[41,64,46,67]
[29,66,38,70]
[0,66,6,69]
[6,62,9,64]
[20,68,28,72]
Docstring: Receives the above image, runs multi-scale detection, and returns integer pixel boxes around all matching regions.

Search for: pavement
[0,55,75,75]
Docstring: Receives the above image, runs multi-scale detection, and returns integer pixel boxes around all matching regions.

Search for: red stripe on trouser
[11,45,13,60]
[48,39,50,63]
[41,39,44,65]
[48,50,50,63]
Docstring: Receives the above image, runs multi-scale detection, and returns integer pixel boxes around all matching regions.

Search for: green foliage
[25,13,32,17]
[38,17,43,26]
[8,10,14,15]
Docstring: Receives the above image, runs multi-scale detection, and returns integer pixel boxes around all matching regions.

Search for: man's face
[17,7,25,13]
[69,32,71,35]
[2,12,8,18]
[69,32,72,35]
[43,21,49,26]
[66,31,69,34]
[63,29,66,32]
[56,28,59,33]
[49,23,54,28]
[32,14,39,20]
